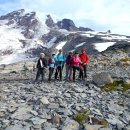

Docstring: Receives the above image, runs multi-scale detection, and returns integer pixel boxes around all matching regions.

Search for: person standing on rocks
[65,52,74,81]
[79,48,89,79]
[55,49,65,81]
[73,52,83,81]
[48,53,56,81]
[35,53,47,83]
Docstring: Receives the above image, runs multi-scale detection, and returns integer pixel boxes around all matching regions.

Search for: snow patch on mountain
[94,42,116,52]
[81,33,94,38]
[0,53,30,65]
[46,37,57,48]
[75,42,85,48]
[101,35,129,41]
[0,25,25,51]
[56,41,67,50]
[0,20,9,25]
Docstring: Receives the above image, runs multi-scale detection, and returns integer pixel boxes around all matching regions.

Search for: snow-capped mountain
[0,9,130,65]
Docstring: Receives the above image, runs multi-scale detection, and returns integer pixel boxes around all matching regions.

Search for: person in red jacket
[79,48,89,79]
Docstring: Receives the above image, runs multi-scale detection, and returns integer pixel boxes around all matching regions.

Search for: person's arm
[36,59,39,68]
[44,59,48,68]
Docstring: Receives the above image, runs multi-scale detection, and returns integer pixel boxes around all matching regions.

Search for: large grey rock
[93,72,113,86]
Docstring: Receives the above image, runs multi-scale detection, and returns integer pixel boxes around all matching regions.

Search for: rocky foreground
[0,52,130,130]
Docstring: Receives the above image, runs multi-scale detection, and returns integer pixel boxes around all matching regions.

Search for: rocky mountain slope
[0,9,130,65]
[0,9,130,130]
[0,50,130,130]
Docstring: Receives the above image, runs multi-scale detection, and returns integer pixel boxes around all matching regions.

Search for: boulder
[93,72,113,86]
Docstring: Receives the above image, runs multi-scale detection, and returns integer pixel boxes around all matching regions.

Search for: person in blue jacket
[55,49,65,81]
[48,53,56,81]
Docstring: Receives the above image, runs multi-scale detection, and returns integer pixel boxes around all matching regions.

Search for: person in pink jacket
[72,52,83,81]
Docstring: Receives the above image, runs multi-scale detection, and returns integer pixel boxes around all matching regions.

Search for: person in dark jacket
[48,53,56,81]
[79,48,89,79]
[65,52,73,80]
[35,53,47,82]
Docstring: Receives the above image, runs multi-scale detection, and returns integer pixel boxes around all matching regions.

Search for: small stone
[126,126,130,130]
[64,93,71,98]
[124,79,130,84]
[30,110,38,116]
[99,128,111,130]
[31,124,42,129]
[5,124,24,130]
[45,128,58,130]
[48,103,59,109]
[84,124,103,130]
[62,119,79,130]
[0,111,6,118]
[73,87,84,93]
[40,97,50,104]
[30,117,47,125]
[52,115,61,126]
[8,107,17,113]
[80,93,87,98]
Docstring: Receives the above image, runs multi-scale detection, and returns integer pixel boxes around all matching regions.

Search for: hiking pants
[66,65,73,80]
[55,66,63,80]
[48,67,54,81]
[35,68,45,82]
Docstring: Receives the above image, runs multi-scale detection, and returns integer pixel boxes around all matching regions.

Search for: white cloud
[0,0,130,35]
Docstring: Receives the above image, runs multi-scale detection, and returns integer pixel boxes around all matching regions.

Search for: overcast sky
[0,0,130,35]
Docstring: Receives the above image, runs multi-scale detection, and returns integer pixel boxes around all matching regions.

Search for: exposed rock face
[57,19,93,32]
[62,34,102,54]
[105,42,130,53]
[46,15,56,28]
[57,19,78,31]
[0,9,39,39]
[79,27,93,31]
[0,9,25,20]
[93,72,113,86]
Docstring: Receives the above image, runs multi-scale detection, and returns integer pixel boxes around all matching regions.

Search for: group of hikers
[35,48,89,82]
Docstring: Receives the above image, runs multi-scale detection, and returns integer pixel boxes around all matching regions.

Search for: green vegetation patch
[74,109,90,124]
[102,80,130,92]
[120,57,130,62]
[100,119,109,128]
